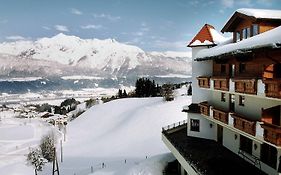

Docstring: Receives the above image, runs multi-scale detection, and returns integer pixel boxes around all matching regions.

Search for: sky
[0,0,281,52]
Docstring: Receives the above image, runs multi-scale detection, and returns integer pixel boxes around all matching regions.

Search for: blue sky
[0,0,280,51]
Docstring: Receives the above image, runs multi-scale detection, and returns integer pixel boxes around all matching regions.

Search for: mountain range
[0,33,192,79]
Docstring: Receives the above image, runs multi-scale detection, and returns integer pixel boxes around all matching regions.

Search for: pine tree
[123,89,128,97]
[118,89,123,98]
[188,84,192,96]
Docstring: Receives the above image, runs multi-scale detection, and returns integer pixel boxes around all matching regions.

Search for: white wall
[235,95,281,120]
[223,127,240,154]
[191,47,212,103]
[187,113,217,140]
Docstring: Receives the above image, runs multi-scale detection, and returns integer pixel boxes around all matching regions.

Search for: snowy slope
[60,92,190,174]
[0,34,191,77]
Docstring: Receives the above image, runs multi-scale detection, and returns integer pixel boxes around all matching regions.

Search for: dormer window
[252,24,259,36]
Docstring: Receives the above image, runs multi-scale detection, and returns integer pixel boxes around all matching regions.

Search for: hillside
[59,90,190,174]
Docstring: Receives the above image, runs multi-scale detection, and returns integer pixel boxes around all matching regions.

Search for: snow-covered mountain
[0,33,191,78]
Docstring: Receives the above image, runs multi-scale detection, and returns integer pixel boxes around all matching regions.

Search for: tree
[26,148,46,175]
[123,89,128,97]
[162,83,174,101]
[188,84,192,96]
[40,134,55,162]
[118,89,123,98]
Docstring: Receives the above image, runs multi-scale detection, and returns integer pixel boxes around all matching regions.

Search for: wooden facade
[234,79,257,95]
[213,108,228,124]
[232,113,256,136]
[197,76,210,88]
[198,101,210,116]
[212,77,229,91]
[262,123,281,146]
[263,79,281,99]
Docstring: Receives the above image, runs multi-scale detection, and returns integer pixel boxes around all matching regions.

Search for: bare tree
[162,83,174,101]
[40,133,55,162]
[26,148,46,175]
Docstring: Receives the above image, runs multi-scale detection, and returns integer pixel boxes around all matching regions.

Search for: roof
[188,24,226,47]
[222,8,281,33]
[163,127,266,175]
[195,25,281,61]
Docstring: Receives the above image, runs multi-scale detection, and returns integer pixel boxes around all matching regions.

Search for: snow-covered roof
[221,8,281,33]
[188,24,227,47]
[195,26,281,61]
[237,8,281,20]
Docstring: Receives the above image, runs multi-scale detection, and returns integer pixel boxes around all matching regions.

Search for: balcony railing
[261,123,281,146]
[234,78,257,95]
[197,76,210,88]
[232,113,256,136]
[263,79,281,99]
[213,108,228,124]
[198,101,210,116]
[212,77,229,91]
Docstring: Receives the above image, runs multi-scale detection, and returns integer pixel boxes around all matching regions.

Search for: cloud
[6,35,26,41]
[221,0,254,8]
[54,25,69,32]
[70,8,83,15]
[0,18,8,24]
[152,40,188,50]
[132,32,144,36]
[81,24,103,29]
[221,0,234,8]
[93,13,121,21]
[42,26,51,30]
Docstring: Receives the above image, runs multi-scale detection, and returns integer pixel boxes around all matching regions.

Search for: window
[221,64,226,74]
[240,135,253,155]
[239,95,245,106]
[190,119,200,132]
[246,28,251,38]
[239,63,246,73]
[221,92,226,102]
[236,31,241,42]
[261,143,277,169]
[242,28,247,40]
[242,28,251,40]
[252,24,259,36]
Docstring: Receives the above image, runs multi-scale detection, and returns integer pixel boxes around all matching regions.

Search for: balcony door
[229,64,235,78]
[217,125,223,145]
[229,94,235,112]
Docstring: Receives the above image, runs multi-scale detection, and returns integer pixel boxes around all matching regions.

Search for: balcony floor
[163,127,266,175]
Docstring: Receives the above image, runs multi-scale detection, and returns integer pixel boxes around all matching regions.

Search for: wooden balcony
[198,101,210,116]
[213,108,228,124]
[232,113,256,136]
[197,76,210,88]
[263,79,281,99]
[261,123,281,146]
[212,77,229,91]
[261,105,281,146]
[233,78,257,95]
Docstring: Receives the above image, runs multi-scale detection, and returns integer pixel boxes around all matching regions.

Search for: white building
[162,8,281,175]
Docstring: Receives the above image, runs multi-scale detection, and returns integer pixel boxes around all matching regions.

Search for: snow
[189,40,213,46]
[0,77,42,82]
[196,25,281,60]
[149,51,192,58]
[61,75,104,80]
[209,28,227,44]
[0,87,191,175]
[155,74,192,78]
[237,8,281,20]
